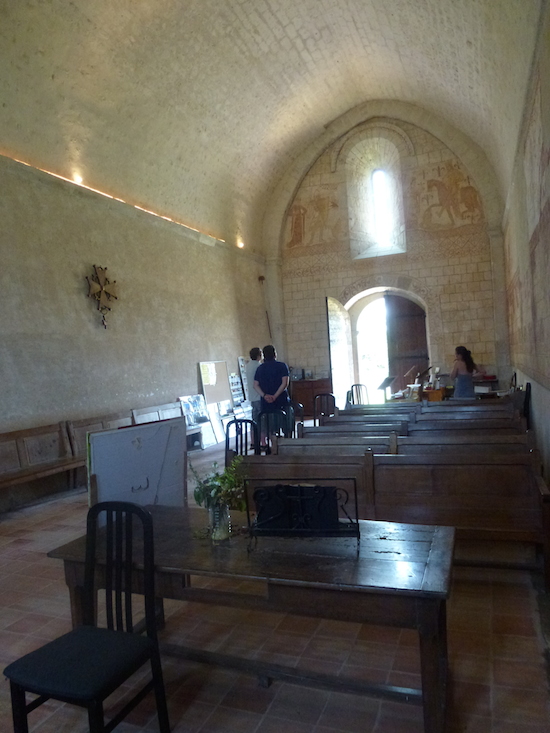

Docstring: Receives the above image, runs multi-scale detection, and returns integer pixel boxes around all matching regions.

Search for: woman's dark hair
[262,344,276,360]
[249,347,262,360]
[455,345,475,373]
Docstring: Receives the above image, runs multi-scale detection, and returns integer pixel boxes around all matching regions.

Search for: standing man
[245,347,263,424]
[253,345,290,413]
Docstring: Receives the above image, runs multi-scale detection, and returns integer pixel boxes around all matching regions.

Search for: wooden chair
[3,501,170,733]
[225,418,259,466]
[313,393,336,426]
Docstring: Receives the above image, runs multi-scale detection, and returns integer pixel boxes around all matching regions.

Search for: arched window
[345,134,406,259]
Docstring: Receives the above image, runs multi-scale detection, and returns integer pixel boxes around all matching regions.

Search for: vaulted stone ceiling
[0,0,543,250]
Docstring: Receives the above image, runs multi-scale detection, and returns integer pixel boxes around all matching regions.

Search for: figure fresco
[287,202,307,247]
[286,184,341,248]
[410,160,484,231]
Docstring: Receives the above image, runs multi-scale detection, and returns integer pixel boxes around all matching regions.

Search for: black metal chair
[350,383,369,405]
[3,501,170,733]
[225,417,259,466]
[257,408,292,452]
[313,392,336,426]
[288,401,304,438]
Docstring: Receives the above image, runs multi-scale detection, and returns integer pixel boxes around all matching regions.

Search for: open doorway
[327,291,429,405]
[357,299,389,404]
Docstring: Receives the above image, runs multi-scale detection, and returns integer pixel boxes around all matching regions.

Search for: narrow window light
[372,170,393,248]
[73,173,83,185]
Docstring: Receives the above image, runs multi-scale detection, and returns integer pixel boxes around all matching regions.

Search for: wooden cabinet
[290,378,332,417]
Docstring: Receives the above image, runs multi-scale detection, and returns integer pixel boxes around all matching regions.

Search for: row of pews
[241,397,550,588]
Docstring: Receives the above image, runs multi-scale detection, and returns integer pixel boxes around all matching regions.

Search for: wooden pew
[274,435,395,455]
[242,447,550,584]
[0,423,85,491]
[420,399,514,413]
[67,411,134,460]
[241,453,375,519]
[299,422,409,437]
[371,452,550,586]
[275,432,533,456]
[408,418,525,434]
[132,401,203,449]
[320,413,415,425]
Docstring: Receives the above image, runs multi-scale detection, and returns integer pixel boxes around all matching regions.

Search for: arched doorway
[328,290,429,404]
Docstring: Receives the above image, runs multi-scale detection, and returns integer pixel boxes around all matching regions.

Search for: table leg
[418,600,448,733]
[68,583,85,627]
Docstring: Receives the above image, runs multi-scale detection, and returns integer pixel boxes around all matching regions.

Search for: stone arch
[330,119,415,173]
[338,273,445,368]
[262,100,503,260]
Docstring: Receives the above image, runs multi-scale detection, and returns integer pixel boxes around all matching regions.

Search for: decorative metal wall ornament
[86,265,118,328]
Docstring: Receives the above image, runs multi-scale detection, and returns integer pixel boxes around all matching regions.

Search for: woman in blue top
[450,345,485,398]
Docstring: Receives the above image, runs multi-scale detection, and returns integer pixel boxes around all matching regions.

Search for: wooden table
[49,507,455,733]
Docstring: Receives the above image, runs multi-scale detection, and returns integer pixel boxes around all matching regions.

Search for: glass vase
[208,503,231,542]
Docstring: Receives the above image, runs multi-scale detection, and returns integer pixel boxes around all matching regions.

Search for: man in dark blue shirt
[253,344,290,413]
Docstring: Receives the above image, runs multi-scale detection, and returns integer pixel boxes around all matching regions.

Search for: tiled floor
[0,448,549,732]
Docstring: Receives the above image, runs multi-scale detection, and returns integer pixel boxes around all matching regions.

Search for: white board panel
[88,417,186,507]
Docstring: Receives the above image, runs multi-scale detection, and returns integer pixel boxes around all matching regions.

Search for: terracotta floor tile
[448,629,492,657]
[391,645,421,675]
[256,716,315,733]
[268,683,329,724]
[492,633,542,660]
[346,641,395,670]
[197,705,263,732]
[302,636,353,664]
[356,624,401,644]
[315,619,362,640]
[492,657,548,688]
[316,690,379,732]
[489,722,550,733]
[492,685,550,723]
[449,652,492,683]
[219,673,279,713]
[260,630,311,656]
[277,614,321,636]
[492,612,537,636]
[448,680,491,718]
[373,708,425,732]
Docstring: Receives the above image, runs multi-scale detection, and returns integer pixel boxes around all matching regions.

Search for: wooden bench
[132,402,203,449]
[67,411,134,460]
[299,422,409,437]
[321,413,415,425]
[408,418,525,434]
[371,452,550,587]
[241,454,375,519]
[275,432,534,456]
[274,435,395,455]
[0,423,85,491]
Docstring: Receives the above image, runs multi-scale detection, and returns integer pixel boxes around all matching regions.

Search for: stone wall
[280,117,499,379]
[0,155,268,432]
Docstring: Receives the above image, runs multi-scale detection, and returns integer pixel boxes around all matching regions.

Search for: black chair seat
[3,502,170,733]
[4,625,155,702]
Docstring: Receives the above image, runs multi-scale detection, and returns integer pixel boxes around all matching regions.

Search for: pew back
[242,453,375,519]
[0,423,83,488]
[372,453,545,543]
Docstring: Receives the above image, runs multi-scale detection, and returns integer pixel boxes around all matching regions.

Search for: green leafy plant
[189,456,246,512]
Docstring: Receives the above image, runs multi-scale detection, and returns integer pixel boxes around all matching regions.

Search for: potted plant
[189,456,246,541]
